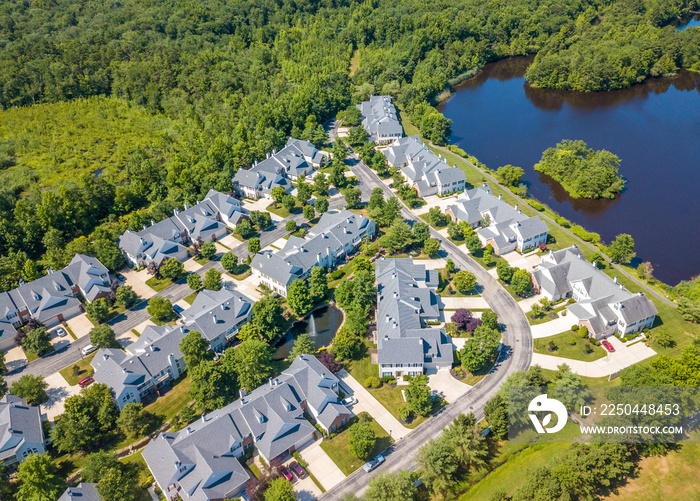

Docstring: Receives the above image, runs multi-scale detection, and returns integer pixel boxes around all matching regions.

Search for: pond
[272,305,344,360]
[437,57,700,285]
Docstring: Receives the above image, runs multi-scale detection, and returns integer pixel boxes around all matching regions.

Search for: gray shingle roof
[182,289,253,342]
[58,483,102,501]
[0,395,45,462]
[384,136,464,191]
[358,96,403,141]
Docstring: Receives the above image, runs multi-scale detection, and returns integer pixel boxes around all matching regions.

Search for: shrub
[364,377,374,388]
[571,325,579,331]
[398,405,412,422]
[589,338,599,346]
[555,216,571,228]
[547,340,557,351]
[567,298,576,304]
[329,270,343,280]
[529,200,545,211]
[579,326,588,338]
[371,377,381,389]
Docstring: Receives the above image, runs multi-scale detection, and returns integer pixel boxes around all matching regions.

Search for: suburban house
[58,483,102,501]
[181,289,254,352]
[92,324,189,410]
[118,189,248,267]
[375,258,453,378]
[383,136,466,197]
[532,246,658,338]
[232,138,326,198]
[445,186,549,255]
[0,254,111,350]
[251,210,375,296]
[92,289,255,410]
[142,355,351,501]
[357,95,404,144]
[0,395,47,466]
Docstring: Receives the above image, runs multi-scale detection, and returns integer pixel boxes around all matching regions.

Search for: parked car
[362,454,385,473]
[116,273,127,282]
[341,396,357,407]
[279,466,294,483]
[81,344,97,356]
[55,327,67,337]
[290,461,306,479]
[602,340,615,352]
[78,376,94,388]
[173,304,184,316]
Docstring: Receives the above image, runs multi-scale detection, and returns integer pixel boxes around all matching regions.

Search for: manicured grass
[527,304,568,325]
[228,267,252,281]
[248,462,262,479]
[533,331,607,361]
[538,368,620,387]
[106,303,128,322]
[146,276,175,292]
[319,412,393,476]
[346,351,428,428]
[150,312,178,326]
[63,323,78,341]
[59,352,97,385]
[418,212,448,229]
[145,376,193,424]
[183,291,198,305]
[267,201,301,218]
[132,329,141,337]
[24,345,54,362]
[194,256,209,266]
[119,451,156,501]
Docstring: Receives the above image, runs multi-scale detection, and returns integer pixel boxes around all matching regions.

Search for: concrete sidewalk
[336,369,411,439]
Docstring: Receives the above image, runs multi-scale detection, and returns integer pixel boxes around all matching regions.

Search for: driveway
[121,267,157,300]
[516,293,544,312]
[336,370,411,440]
[427,369,470,403]
[298,439,346,492]
[49,327,72,351]
[439,296,489,310]
[530,313,575,339]
[413,193,462,215]
[531,336,656,377]
[218,234,241,249]
[2,345,27,372]
[65,313,94,340]
[183,258,203,273]
[284,456,323,501]
[413,258,446,270]
[502,250,541,272]
[227,273,262,301]
[41,372,80,421]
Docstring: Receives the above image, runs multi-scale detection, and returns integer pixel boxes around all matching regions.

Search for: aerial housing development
[357,95,404,144]
[0,395,46,466]
[251,210,375,296]
[446,186,549,255]
[375,258,454,378]
[142,355,350,501]
[532,246,657,338]
[384,135,467,197]
[232,138,326,199]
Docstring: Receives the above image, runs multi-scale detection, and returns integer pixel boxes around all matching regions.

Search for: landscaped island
[534,139,625,199]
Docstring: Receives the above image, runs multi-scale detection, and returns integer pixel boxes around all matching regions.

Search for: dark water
[438,57,700,285]
[273,305,344,360]
[677,15,700,30]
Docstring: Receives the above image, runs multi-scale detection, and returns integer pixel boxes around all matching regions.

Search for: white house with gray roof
[0,395,47,466]
[383,136,466,197]
[142,355,351,501]
[181,289,254,352]
[118,190,249,268]
[532,246,657,339]
[93,288,254,409]
[375,258,454,378]
[446,186,548,255]
[0,254,111,350]
[251,210,375,296]
[58,483,102,501]
[357,95,404,144]
[232,138,326,199]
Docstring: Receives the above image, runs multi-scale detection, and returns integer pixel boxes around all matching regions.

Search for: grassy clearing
[319,412,393,476]
[533,331,607,361]
[145,376,193,424]
[59,352,97,385]
[145,276,175,292]
[346,352,428,429]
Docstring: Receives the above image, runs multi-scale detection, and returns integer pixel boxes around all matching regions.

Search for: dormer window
[32,292,40,301]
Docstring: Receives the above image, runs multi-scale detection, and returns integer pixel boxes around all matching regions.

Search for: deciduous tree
[348,421,376,459]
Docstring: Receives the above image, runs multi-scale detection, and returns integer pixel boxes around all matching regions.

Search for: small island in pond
[534,139,625,199]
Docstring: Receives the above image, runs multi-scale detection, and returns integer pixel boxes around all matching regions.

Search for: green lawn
[150,311,178,326]
[346,352,428,429]
[319,412,393,476]
[59,352,97,385]
[145,376,193,424]
[183,291,198,305]
[63,323,78,340]
[533,331,607,362]
[267,201,301,218]
[194,256,209,266]
[119,451,156,501]
[418,212,448,230]
[24,345,54,362]
[132,329,141,338]
[227,264,252,281]
[145,276,175,292]
[106,303,128,322]
[527,304,568,325]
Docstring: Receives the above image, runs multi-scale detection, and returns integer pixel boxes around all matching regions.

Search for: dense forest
[0,0,699,290]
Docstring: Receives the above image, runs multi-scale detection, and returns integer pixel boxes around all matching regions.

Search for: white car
[55,327,67,337]
[82,344,97,356]
[341,396,357,407]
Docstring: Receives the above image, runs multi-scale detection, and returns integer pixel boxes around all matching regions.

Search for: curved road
[321,154,532,499]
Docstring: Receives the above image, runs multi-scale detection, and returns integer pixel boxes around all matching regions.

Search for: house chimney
[213,315,218,324]
[201,413,207,423]
[343,227,348,234]
[184,202,190,210]
[269,378,274,386]
[514,204,518,211]
[240,388,247,398]
[317,252,322,263]
[592,261,597,268]
[187,427,193,434]
[151,219,156,226]
[174,208,179,216]
[613,276,618,284]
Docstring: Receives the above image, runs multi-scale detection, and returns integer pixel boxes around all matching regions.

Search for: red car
[79,376,94,388]
[602,340,615,352]
[290,461,306,479]
[279,466,294,483]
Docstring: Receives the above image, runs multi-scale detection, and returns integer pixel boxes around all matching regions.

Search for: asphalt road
[6,198,345,383]
[321,154,532,500]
